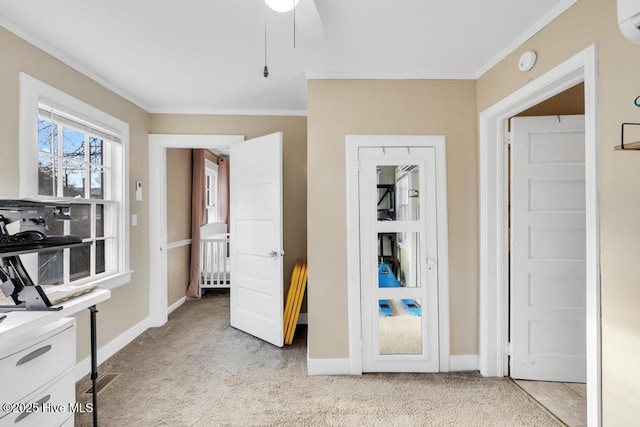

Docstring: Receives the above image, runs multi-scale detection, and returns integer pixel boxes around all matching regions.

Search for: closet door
[359,146,440,372]
[229,133,284,347]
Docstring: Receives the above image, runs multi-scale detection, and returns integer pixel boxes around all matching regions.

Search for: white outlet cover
[518,51,537,72]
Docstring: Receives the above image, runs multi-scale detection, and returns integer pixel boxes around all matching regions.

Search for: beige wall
[477,0,640,422]
[205,150,219,164]
[307,80,478,358]
[0,27,151,361]
[516,82,585,117]
[166,149,193,306]
[167,245,191,306]
[166,149,193,243]
[150,115,308,300]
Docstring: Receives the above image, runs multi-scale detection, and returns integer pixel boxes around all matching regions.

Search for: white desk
[0,290,110,341]
[0,289,110,427]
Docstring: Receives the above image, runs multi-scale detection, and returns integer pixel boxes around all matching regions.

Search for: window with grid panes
[205,162,218,224]
[37,107,119,285]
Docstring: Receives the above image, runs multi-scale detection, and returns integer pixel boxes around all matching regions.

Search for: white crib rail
[199,222,230,294]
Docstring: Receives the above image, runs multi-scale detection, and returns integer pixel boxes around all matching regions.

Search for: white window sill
[63,271,133,291]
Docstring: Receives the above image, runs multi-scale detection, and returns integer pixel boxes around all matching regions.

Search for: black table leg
[89,305,98,426]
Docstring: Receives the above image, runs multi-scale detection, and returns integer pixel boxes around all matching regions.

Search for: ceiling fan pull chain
[264,1,269,78]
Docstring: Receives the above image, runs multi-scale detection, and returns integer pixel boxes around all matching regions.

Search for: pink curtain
[218,157,230,229]
[186,149,206,300]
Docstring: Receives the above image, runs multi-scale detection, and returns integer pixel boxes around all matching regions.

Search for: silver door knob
[269,250,285,259]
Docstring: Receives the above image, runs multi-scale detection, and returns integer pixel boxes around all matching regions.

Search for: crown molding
[0,13,152,112]
[305,70,475,80]
[148,108,307,117]
[474,0,578,78]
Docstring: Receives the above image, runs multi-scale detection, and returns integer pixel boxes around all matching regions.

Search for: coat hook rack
[615,123,640,151]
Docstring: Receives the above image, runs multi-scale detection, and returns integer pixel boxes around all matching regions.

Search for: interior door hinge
[505,132,512,145]
[506,342,512,356]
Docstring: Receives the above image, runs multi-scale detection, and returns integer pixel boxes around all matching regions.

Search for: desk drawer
[0,320,75,405]
[0,368,75,427]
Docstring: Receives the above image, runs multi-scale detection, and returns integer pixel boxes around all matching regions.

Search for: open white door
[510,115,586,382]
[230,132,284,347]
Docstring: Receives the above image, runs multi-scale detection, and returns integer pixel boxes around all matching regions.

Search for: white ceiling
[0,0,573,114]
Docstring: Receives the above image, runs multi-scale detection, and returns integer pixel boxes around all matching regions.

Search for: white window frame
[19,73,131,290]
[205,160,219,224]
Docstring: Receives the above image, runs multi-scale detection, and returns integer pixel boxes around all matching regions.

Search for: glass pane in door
[378,299,423,355]
[376,165,420,221]
[378,232,422,288]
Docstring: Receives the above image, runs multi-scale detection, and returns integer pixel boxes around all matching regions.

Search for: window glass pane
[70,245,90,281]
[62,126,85,160]
[38,250,63,286]
[62,161,86,197]
[90,167,104,199]
[38,119,57,154]
[44,207,65,236]
[96,204,104,238]
[378,298,422,355]
[70,204,91,239]
[96,240,105,274]
[377,165,420,221]
[38,155,56,197]
[378,232,422,289]
[89,137,103,165]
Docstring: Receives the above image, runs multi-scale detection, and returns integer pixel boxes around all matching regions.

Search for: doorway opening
[507,85,587,425]
[148,133,287,348]
[148,134,242,327]
[478,45,600,426]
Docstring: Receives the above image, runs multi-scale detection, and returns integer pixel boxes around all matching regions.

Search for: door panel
[230,133,284,347]
[360,147,439,372]
[510,115,586,382]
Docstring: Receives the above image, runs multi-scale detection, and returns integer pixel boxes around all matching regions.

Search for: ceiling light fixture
[262,0,297,77]
[265,0,300,13]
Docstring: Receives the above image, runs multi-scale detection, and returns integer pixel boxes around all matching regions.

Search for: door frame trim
[345,135,451,374]
[478,44,600,425]
[147,134,243,328]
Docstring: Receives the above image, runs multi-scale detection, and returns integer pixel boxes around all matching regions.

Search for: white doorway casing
[478,45,600,425]
[148,134,244,328]
[346,135,451,374]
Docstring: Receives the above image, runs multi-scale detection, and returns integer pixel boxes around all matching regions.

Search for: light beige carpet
[75,291,561,426]
[379,299,422,355]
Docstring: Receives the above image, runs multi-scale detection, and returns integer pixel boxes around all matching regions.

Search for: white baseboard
[297,313,308,325]
[307,357,351,375]
[75,317,151,382]
[450,354,479,372]
[168,296,186,314]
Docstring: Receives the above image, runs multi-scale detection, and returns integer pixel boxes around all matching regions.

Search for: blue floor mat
[401,299,421,316]
[379,299,393,316]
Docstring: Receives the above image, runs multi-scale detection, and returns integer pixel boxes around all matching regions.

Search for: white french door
[510,115,586,382]
[359,146,440,372]
[229,132,284,347]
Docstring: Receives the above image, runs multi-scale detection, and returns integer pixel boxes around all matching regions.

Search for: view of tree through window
[37,116,114,285]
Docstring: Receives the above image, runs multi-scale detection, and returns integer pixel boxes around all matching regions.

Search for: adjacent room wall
[149,115,308,303]
[166,148,193,307]
[476,0,640,422]
[515,82,585,117]
[0,27,151,362]
[205,150,219,164]
[306,80,478,359]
